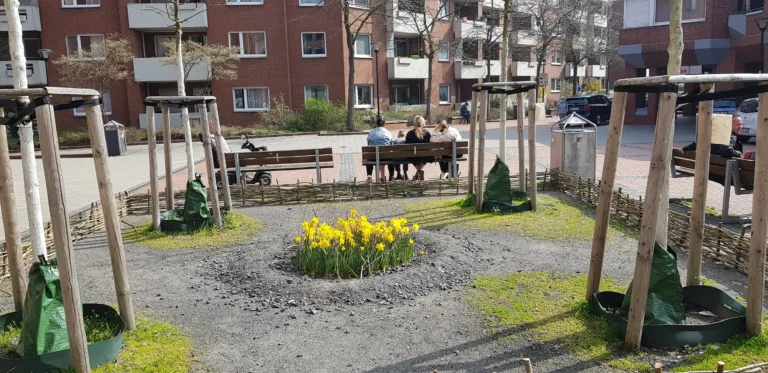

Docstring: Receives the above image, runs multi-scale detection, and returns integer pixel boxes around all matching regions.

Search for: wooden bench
[223,148,334,185]
[362,141,468,182]
[671,148,754,222]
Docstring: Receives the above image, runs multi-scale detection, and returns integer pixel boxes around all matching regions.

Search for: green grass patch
[406,195,628,242]
[670,317,768,372]
[673,200,738,219]
[1,315,121,357]
[125,211,261,249]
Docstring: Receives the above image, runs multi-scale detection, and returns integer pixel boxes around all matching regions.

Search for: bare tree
[560,0,607,96]
[161,39,240,90]
[53,34,134,120]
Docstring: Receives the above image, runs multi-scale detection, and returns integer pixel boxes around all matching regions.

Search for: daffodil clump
[296,209,419,278]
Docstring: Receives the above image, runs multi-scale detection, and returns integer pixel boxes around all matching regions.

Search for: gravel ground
[0,193,759,373]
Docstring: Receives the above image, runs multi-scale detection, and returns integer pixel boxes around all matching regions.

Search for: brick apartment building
[1,0,610,130]
[619,0,765,124]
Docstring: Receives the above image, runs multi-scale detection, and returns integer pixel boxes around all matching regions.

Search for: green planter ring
[160,208,212,233]
[591,286,747,349]
[480,190,532,213]
[0,303,126,372]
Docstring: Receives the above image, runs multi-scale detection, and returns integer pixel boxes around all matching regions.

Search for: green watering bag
[18,260,70,357]
[620,244,686,325]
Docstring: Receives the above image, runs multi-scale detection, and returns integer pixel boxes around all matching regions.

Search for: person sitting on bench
[682,114,744,158]
[366,117,392,182]
[431,120,463,179]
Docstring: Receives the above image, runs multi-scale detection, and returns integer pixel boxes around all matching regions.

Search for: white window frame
[304,85,329,102]
[0,9,28,23]
[438,40,450,62]
[226,0,263,4]
[391,85,410,105]
[439,84,450,105]
[350,0,371,9]
[354,85,373,108]
[233,87,271,112]
[299,0,324,6]
[62,0,100,8]
[551,79,561,93]
[551,50,562,65]
[5,63,33,77]
[229,31,267,58]
[354,34,372,58]
[73,91,111,117]
[437,0,449,19]
[301,32,327,58]
[65,34,105,59]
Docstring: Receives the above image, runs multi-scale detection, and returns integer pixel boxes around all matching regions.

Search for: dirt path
[0,194,757,372]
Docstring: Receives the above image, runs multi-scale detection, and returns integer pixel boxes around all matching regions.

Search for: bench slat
[233,163,334,172]
[362,148,469,160]
[363,158,467,165]
[224,148,333,162]
[236,154,333,167]
[362,141,468,153]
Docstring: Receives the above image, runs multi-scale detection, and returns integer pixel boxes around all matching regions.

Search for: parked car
[713,99,738,115]
[565,94,612,125]
[736,98,758,143]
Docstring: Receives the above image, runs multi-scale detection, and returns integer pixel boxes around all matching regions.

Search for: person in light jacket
[431,121,463,179]
[365,117,392,182]
[557,97,569,119]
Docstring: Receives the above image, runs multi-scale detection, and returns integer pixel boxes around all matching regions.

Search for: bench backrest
[223,148,333,167]
[672,148,754,186]
[361,141,469,161]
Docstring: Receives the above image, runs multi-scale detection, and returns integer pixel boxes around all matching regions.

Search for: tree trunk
[174,0,194,182]
[536,61,544,102]
[572,62,579,96]
[499,0,510,162]
[346,29,356,131]
[4,0,45,263]
[425,54,434,122]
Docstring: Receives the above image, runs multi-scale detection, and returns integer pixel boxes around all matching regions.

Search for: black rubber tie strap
[677,84,768,105]
[614,84,678,93]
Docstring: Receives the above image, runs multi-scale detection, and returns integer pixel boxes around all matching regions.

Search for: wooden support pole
[0,107,25,311]
[35,101,91,373]
[527,88,537,211]
[586,91,627,300]
[145,106,160,230]
[199,104,222,228]
[687,82,714,286]
[87,97,136,331]
[475,90,489,211]
[468,90,479,196]
[654,363,662,373]
[209,102,232,210]
[161,107,174,210]
[625,91,679,350]
[516,92,526,192]
[747,85,768,336]
[716,361,725,373]
[523,358,533,373]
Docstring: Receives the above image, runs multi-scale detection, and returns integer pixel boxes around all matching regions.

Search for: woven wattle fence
[549,170,754,278]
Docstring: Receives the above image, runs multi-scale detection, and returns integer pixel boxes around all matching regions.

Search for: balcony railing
[133,57,210,83]
[587,65,606,78]
[565,63,587,77]
[0,0,41,32]
[388,56,428,79]
[0,60,46,87]
[509,61,536,77]
[127,2,208,31]
[455,59,500,80]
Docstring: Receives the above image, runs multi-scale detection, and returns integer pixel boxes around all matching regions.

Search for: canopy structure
[0,87,136,372]
[588,73,768,350]
[143,96,231,230]
[469,81,538,211]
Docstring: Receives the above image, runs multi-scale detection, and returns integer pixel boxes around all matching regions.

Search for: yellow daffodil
[350,209,358,216]
[295,236,302,244]
[376,243,385,251]
[419,251,425,256]
[412,223,419,232]
[409,239,414,245]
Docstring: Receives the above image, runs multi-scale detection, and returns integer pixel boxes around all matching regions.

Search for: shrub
[296,210,419,278]
[259,95,298,131]
[294,98,348,132]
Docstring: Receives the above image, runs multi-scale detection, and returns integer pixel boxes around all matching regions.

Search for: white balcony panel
[133,57,210,83]
[388,57,428,79]
[393,10,430,36]
[0,60,46,87]
[587,65,606,78]
[0,5,41,32]
[593,13,607,28]
[483,0,504,10]
[509,30,536,46]
[454,20,501,40]
[128,3,208,31]
[139,112,201,129]
[624,0,651,28]
[565,63,587,77]
[509,61,536,77]
[455,60,500,79]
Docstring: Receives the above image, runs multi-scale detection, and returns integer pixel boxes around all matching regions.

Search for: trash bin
[550,113,597,180]
[104,120,127,157]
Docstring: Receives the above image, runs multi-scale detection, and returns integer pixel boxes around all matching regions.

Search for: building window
[600,55,608,67]
[551,79,561,93]
[355,85,373,108]
[438,0,449,18]
[299,0,324,6]
[62,0,100,7]
[5,63,34,77]
[655,0,705,23]
[355,34,371,57]
[73,91,111,117]
[305,86,329,101]
[233,87,270,112]
[65,34,105,57]
[350,0,370,8]
[438,40,450,62]
[154,36,175,57]
[551,50,562,65]
[226,0,263,4]
[740,0,764,12]
[229,32,267,57]
[302,32,326,58]
[392,86,409,105]
[0,9,28,23]
[439,84,450,104]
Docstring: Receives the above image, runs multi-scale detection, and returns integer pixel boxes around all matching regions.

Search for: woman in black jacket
[405,115,431,180]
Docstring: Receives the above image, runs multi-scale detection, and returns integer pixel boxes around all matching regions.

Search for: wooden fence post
[586,91,627,300]
[209,101,232,210]
[523,358,533,373]
[0,107,25,311]
[687,82,714,286]
[198,104,222,228]
[87,97,136,331]
[145,105,160,230]
[747,84,768,336]
[468,91,479,196]
[527,88,538,210]
[475,90,489,210]
[35,99,91,373]
[516,92,526,192]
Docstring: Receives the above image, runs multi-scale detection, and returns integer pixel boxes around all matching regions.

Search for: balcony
[388,57,428,79]
[565,63,587,77]
[455,59,500,80]
[392,10,431,36]
[127,2,208,31]
[0,60,46,87]
[587,65,606,78]
[509,61,536,77]
[509,30,536,46]
[0,0,40,32]
[454,19,501,40]
[133,57,210,83]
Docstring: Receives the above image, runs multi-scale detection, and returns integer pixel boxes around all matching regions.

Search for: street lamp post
[37,48,52,86]
[371,42,382,122]
[756,18,768,73]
